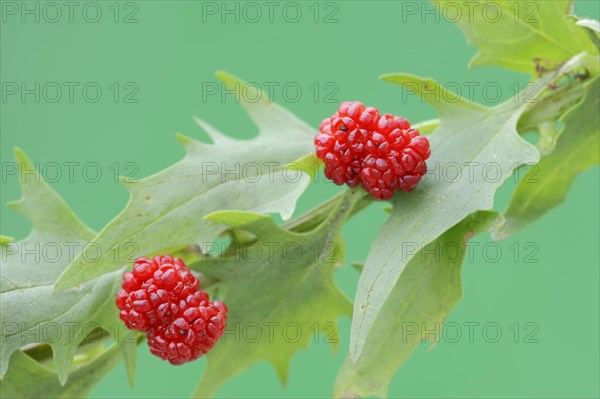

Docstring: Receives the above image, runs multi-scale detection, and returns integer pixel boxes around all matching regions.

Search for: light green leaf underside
[350,74,540,362]
[55,72,315,290]
[0,150,136,385]
[335,211,500,398]
[495,76,600,238]
[434,0,596,75]
[0,344,123,399]
[191,190,362,398]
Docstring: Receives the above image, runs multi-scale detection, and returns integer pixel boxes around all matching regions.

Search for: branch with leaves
[1,1,598,398]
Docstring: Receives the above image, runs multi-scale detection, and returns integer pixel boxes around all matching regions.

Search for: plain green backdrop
[1,0,599,398]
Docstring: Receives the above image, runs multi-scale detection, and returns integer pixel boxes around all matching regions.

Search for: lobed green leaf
[54,72,315,290]
[350,73,541,362]
[190,190,363,398]
[0,150,137,385]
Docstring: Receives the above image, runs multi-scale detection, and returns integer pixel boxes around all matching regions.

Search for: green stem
[283,189,371,233]
[315,187,366,235]
[305,187,367,265]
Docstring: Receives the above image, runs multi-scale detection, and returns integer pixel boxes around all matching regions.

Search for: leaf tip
[13,146,28,162]
[215,70,268,104]
[214,70,237,85]
[215,70,245,93]
[283,154,322,179]
[271,360,290,387]
[51,345,73,386]
[379,73,398,82]
[175,132,196,147]
[379,73,401,83]
[12,148,36,178]
[0,235,15,245]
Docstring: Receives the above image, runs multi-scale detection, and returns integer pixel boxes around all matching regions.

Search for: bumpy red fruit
[361,114,431,200]
[147,301,228,365]
[116,255,228,365]
[116,255,199,332]
[315,101,380,187]
[315,103,431,198]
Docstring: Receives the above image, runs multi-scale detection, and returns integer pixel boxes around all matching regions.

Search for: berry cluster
[314,101,431,200]
[116,255,227,365]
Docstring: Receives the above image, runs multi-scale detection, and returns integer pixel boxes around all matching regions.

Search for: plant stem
[283,189,371,233]
[318,187,366,233]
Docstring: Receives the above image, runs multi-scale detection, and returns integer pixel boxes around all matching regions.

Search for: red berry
[147,301,228,365]
[315,103,430,199]
[116,255,199,332]
[361,115,430,200]
[116,255,228,365]
[315,101,379,187]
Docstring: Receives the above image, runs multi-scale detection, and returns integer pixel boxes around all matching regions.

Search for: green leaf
[0,343,123,399]
[412,118,440,135]
[0,149,136,385]
[350,74,540,362]
[495,76,600,239]
[190,189,364,398]
[284,154,323,179]
[54,72,315,290]
[434,0,596,75]
[335,211,500,398]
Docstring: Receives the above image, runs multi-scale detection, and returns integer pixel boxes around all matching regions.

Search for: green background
[1,0,599,397]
